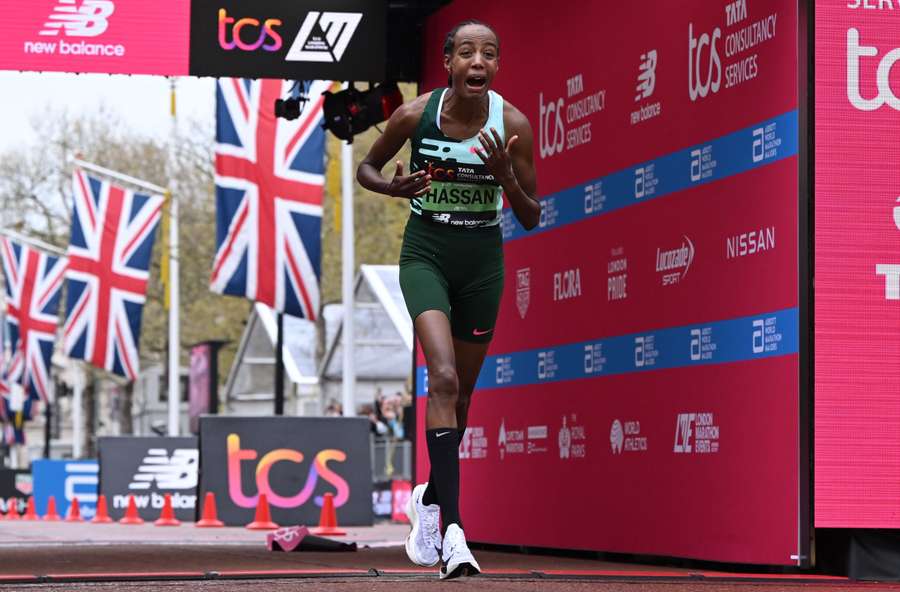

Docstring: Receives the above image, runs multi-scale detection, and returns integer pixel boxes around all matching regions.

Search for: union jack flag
[210,79,327,320]
[63,170,163,380]
[0,238,65,402]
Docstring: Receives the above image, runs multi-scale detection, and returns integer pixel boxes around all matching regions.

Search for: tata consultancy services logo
[40,0,113,37]
[285,11,362,63]
[218,9,282,52]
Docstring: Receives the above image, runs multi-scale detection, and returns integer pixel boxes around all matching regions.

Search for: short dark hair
[442,20,500,57]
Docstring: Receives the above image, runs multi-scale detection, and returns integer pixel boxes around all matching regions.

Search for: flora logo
[847,28,900,111]
[40,0,114,37]
[688,22,722,101]
[227,434,349,509]
[286,12,362,63]
[218,8,282,52]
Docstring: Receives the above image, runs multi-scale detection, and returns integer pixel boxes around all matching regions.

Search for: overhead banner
[418,0,804,565]
[815,1,900,528]
[189,0,386,79]
[0,0,190,75]
[32,459,98,520]
[199,417,373,527]
[98,437,198,521]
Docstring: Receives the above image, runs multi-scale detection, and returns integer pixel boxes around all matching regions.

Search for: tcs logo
[218,8,282,52]
[424,161,456,181]
[226,434,349,509]
[688,23,722,101]
[538,93,565,158]
[847,28,900,111]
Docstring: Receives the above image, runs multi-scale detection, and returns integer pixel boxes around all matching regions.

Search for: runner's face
[445,25,499,99]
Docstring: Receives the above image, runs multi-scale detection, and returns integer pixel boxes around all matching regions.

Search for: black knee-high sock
[423,429,465,506]
[425,428,461,531]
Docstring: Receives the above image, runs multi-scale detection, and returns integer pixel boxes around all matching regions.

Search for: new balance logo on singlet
[409,89,505,228]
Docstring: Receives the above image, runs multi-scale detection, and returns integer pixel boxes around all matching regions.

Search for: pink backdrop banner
[417,0,802,565]
[815,1,900,528]
[0,0,189,75]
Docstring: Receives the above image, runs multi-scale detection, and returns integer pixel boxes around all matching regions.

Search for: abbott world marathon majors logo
[539,73,606,158]
[688,0,779,102]
[25,0,124,57]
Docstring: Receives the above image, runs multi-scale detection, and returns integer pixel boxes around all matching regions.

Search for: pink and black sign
[0,0,190,75]
[417,0,805,565]
[814,1,900,529]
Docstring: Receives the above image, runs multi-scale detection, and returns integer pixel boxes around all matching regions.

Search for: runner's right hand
[385,161,431,198]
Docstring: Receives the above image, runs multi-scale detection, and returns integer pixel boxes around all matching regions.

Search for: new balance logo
[40,0,114,37]
[635,50,657,102]
[285,11,362,63]
[128,449,198,490]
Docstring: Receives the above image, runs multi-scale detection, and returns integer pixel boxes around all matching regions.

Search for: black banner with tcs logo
[199,416,373,526]
[189,0,386,79]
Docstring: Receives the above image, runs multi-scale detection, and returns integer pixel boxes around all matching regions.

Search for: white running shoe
[439,523,481,580]
[405,483,441,567]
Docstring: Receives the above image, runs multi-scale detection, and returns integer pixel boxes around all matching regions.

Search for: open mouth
[465,75,487,90]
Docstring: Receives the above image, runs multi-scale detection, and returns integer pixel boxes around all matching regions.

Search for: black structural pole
[275,312,285,415]
[43,398,51,459]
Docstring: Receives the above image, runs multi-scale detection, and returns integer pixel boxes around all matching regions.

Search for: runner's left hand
[475,127,518,186]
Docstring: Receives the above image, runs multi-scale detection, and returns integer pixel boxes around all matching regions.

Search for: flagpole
[340,87,355,418]
[167,77,181,436]
[72,159,168,196]
[0,229,66,257]
[72,365,83,458]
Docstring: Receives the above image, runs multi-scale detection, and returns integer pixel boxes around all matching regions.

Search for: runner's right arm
[357,95,432,199]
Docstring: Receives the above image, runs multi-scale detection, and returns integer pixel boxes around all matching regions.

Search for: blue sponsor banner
[418,307,798,396]
[502,110,799,242]
[32,459,98,519]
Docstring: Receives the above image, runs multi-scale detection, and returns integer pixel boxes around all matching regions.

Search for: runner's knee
[428,364,459,408]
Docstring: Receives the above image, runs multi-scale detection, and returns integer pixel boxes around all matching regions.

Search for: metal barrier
[371,438,412,482]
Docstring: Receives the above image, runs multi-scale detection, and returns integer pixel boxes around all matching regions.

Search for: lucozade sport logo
[226,434,350,509]
[847,28,900,111]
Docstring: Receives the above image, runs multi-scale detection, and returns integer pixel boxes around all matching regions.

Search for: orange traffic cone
[65,497,84,522]
[311,493,345,536]
[5,498,19,521]
[245,493,278,530]
[43,496,61,521]
[154,494,181,526]
[22,497,38,521]
[195,492,224,528]
[119,495,144,525]
[91,495,113,524]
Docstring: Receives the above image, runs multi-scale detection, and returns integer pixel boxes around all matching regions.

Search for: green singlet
[398,88,506,344]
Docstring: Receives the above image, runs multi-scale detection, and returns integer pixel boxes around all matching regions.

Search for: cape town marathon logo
[25,0,124,57]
